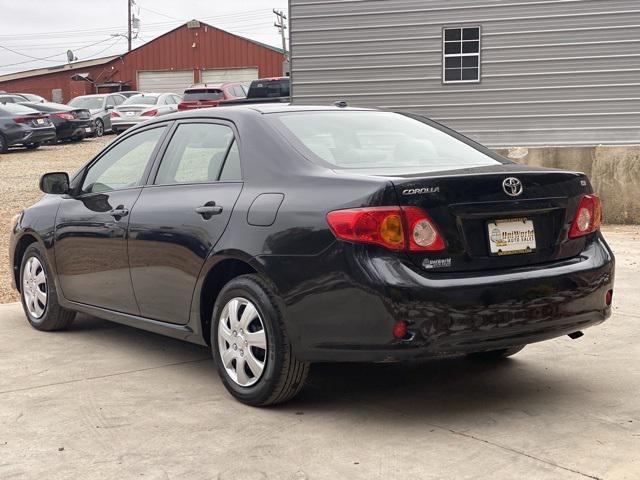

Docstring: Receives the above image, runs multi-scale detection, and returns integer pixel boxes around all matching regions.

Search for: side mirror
[105,104,114,110]
[40,172,70,194]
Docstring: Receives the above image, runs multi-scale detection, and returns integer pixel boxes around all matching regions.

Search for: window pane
[270,111,502,172]
[219,141,242,181]
[463,27,480,40]
[445,69,462,82]
[82,127,165,193]
[445,42,461,54]
[462,41,479,53]
[155,123,234,185]
[445,57,461,68]
[462,68,479,81]
[462,56,479,68]
[444,28,461,41]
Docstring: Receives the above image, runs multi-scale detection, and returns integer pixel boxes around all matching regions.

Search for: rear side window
[155,123,235,185]
[183,90,224,101]
[269,111,502,173]
[219,141,242,181]
[247,79,290,98]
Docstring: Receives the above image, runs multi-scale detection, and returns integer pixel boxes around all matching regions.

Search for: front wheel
[211,274,309,406]
[467,345,525,361]
[20,243,75,331]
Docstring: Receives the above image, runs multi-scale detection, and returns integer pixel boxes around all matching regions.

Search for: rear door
[127,120,243,324]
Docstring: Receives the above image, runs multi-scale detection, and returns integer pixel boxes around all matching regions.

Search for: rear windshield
[123,95,158,105]
[269,111,504,173]
[248,79,290,98]
[183,89,224,101]
[68,97,103,109]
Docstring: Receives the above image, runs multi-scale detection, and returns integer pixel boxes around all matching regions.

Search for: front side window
[154,123,235,185]
[269,111,503,173]
[82,127,165,194]
[443,26,481,83]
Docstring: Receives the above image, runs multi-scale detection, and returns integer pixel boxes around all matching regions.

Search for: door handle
[109,205,129,220]
[195,201,223,220]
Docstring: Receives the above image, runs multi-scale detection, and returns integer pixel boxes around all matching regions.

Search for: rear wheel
[211,274,309,406]
[20,243,75,331]
[94,119,104,137]
[467,345,525,361]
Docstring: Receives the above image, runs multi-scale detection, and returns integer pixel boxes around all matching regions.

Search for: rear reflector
[326,206,445,252]
[392,321,408,339]
[606,289,613,306]
[569,194,602,238]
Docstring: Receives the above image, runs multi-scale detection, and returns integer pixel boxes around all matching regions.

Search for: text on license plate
[487,218,536,255]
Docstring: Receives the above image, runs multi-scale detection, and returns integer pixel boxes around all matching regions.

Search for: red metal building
[0,20,284,102]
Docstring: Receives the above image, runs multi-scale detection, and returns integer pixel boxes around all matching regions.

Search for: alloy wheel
[217,297,268,387]
[95,120,104,137]
[22,256,47,319]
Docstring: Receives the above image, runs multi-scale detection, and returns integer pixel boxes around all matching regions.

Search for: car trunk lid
[387,164,590,272]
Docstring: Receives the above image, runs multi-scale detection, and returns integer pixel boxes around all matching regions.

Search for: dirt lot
[0,136,112,302]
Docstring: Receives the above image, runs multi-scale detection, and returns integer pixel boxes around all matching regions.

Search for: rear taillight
[177,103,188,110]
[54,112,75,120]
[110,111,120,118]
[326,206,445,252]
[141,109,158,117]
[569,194,602,238]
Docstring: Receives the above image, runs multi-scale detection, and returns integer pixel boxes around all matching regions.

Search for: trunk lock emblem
[502,177,523,197]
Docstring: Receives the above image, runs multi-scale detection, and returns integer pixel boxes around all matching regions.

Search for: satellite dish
[66,50,76,63]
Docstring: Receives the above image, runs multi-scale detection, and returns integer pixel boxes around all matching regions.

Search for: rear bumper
[111,117,146,131]
[56,121,92,140]
[8,126,56,146]
[266,234,614,362]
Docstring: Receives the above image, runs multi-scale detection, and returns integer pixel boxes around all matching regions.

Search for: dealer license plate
[126,111,135,116]
[85,127,92,133]
[487,218,536,255]
[36,118,45,125]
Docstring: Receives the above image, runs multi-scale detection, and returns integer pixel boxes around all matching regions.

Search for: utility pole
[273,9,288,60]
[127,0,133,51]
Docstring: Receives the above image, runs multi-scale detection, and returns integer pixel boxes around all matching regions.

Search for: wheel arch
[197,253,267,346]
[12,233,41,292]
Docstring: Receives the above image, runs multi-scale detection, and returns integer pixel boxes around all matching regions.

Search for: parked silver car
[67,93,126,136]
[110,93,182,133]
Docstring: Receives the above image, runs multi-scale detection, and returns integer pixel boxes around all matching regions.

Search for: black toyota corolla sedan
[10,105,614,405]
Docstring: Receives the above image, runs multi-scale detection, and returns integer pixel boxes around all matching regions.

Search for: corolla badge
[402,187,440,195]
[502,177,523,197]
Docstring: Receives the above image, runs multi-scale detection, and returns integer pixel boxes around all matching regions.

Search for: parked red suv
[177,83,247,110]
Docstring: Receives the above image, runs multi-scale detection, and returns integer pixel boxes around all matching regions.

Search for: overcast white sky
[0,0,289,75]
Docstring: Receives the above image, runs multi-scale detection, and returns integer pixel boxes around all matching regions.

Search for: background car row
[0,78,291,153]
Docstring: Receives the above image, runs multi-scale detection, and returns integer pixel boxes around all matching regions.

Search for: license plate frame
[487,218,536,256]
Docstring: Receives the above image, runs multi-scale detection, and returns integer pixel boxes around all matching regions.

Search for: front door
[128,121,243,324]
[55,126,167,313]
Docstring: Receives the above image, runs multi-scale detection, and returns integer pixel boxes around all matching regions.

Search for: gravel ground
[0,136,112,303]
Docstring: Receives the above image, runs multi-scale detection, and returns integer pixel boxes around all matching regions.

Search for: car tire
[94,119,104,137]
[467,345,525,361]
[20,243,76,331]
[0,133,7,154]
[211,274,309,406]
[24,142,40,150]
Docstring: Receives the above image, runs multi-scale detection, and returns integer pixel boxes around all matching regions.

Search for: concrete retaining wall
[493,146,640,224]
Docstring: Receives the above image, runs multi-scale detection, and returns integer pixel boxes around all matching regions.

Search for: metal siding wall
[290,0,640,146]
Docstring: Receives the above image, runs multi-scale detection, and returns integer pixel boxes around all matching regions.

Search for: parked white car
[110,93,182,133]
